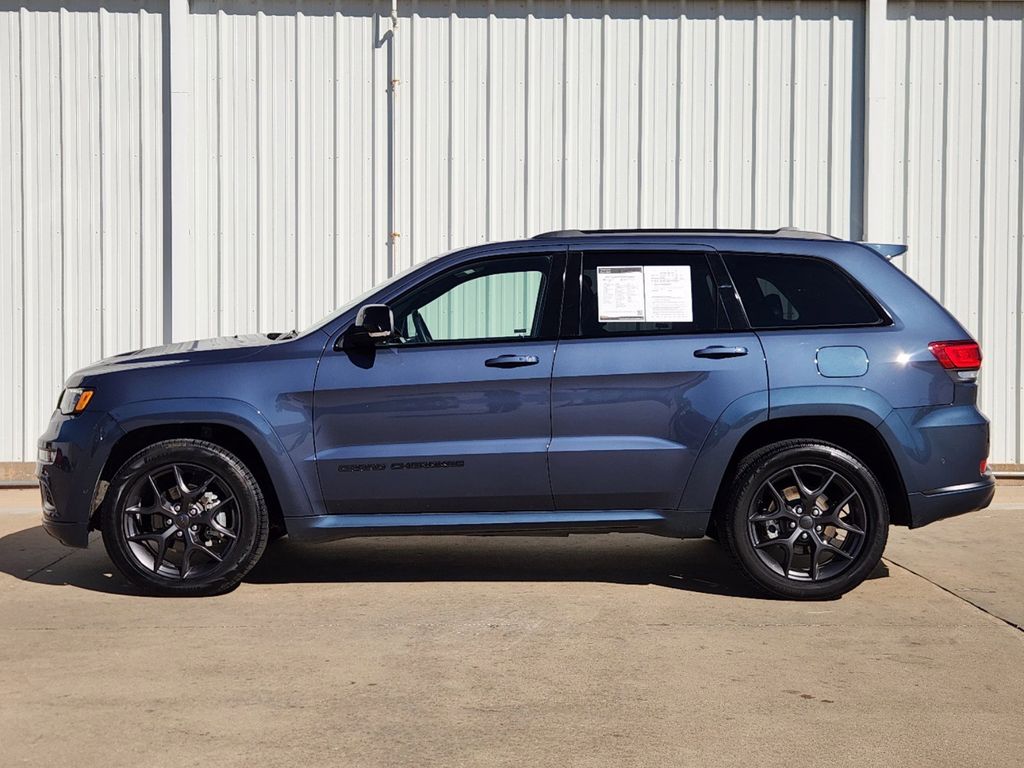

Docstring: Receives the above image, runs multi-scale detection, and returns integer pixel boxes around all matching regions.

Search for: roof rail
[531,227,838,241]
[532,229,586,238]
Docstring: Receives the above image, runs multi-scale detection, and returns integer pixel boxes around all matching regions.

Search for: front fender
[109,398,319,519]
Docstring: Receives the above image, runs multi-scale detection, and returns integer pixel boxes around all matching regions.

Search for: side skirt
[285,509,712,542]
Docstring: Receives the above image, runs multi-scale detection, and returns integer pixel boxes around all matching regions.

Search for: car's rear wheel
[718,440,889,600]
[101,439,269,596]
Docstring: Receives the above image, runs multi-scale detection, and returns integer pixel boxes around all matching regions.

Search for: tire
[101,439,270,597]
[717,440,889,600]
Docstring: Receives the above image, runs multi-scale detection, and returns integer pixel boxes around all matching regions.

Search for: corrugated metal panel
[880,2,1024,463]
[0,2,164,461]
[2,0,1022,464]
[187,0,864,332]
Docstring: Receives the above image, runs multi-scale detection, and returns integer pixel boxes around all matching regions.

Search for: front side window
[579,252,721,337]
[389,255,552,345]
[723,253,885,329]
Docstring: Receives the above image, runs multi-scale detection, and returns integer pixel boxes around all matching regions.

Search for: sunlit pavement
[1,487,1021,768]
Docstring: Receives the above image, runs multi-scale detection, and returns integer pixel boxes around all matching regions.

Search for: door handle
[485,354,540,368]
[693,345,748,359]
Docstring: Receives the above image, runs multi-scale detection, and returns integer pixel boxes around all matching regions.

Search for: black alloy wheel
[719,440,889,600]
[102,439,269,596]
[747,463,868,582]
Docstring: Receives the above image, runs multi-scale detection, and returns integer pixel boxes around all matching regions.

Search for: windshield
[296,256,444,337]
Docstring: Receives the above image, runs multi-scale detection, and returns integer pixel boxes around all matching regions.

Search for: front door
[314,252,564,514]
[549,247,768,510]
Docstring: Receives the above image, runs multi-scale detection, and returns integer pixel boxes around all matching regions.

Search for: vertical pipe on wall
[385,0,399,277]
[862,0,893,242]
[168,0,193,342]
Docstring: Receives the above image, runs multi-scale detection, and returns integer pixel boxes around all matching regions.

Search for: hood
[69,334,275,382]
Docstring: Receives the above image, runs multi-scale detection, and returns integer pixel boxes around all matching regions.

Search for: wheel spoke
[172,464,193,498]
[780,538,794,576]
[830,490,857,514]
[207,517,237,539]
[181,533,224,580]
[809,472,837,502]
[146,473,176,514]
[203,495,235,516]
[193,472,216,498]
[766,480,789,511]
[831,517,865,536]
[819,541,855,561]
[180,544,194,580]
[151,533,171,573]
[790,467,816,501]
[809,537,821,581]
[128,528,175,573]
[755,531,799,576]
[127,532,161,545]
[193,540,223,563]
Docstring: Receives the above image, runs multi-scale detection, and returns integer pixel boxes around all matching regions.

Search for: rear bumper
[906,475,996,529]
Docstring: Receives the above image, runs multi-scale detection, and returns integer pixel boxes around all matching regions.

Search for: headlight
[58,387,95,415]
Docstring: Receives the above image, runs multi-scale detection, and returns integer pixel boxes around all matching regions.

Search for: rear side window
[723,254,885,329]
[580,252,721,337]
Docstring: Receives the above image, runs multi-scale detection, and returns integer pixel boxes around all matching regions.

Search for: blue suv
[37,229,995,599]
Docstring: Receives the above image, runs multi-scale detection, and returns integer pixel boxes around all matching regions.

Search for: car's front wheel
[101,439,269,596]
[718,440,889,600]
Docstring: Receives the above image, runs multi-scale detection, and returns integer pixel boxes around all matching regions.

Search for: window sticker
[643,265,693,322]
[597,266,646,322]
[597,264,693,323]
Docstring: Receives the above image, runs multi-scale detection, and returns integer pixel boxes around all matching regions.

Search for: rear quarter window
[723,253,885,329]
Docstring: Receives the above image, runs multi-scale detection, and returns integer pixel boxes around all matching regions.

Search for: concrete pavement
[1,488,1021,767]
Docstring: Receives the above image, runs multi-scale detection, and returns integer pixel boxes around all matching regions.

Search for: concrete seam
[883,555,1023,635]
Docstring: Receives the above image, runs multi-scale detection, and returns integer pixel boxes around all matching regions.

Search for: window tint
[580,253,720,337]
[389,255,551,345]
[723,254,884,329]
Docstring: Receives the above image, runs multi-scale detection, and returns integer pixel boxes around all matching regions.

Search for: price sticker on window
[596,266,646,322]
[597,265,692,323]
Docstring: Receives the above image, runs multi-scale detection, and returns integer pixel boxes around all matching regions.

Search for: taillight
[928,340,982,370]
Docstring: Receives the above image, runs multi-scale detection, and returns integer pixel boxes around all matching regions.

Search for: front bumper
[37,409,123,549]
[906,475,996,529]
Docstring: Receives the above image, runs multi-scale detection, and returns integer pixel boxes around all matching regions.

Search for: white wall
[1,1,165,461]
[1,0,1022,464]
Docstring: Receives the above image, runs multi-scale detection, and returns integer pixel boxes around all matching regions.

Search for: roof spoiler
[860,242,908,260]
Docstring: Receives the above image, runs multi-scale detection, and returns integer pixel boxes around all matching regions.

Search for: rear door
[549,246,768,510]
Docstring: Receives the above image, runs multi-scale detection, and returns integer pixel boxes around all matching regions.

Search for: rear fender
[679,385,897,515]
[676,390,769,513]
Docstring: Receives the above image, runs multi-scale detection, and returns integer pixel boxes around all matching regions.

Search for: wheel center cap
[176,515,190,527]
[798,515,814,530]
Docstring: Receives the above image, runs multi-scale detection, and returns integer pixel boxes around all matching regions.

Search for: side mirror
[351,304,395,341]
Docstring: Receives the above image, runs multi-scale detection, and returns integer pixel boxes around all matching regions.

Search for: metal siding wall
[186,0,863,331]
[882,2,1024,463]
[2,0,1023,464]
[0,2,164,461]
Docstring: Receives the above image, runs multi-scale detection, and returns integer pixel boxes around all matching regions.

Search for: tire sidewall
[725,443,889,600]
[101,440,268,596]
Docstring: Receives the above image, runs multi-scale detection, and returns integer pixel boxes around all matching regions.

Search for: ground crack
[23,550,77,582]
[883,556,1023,635]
